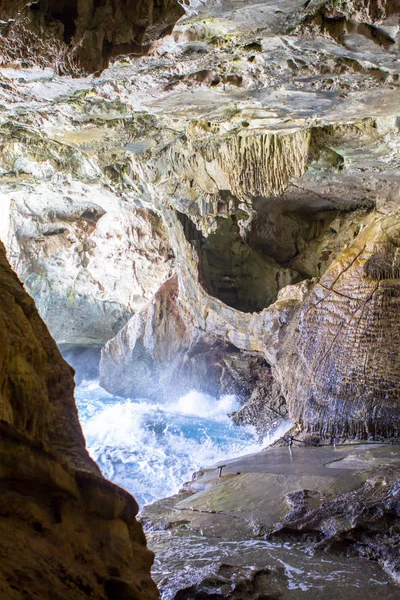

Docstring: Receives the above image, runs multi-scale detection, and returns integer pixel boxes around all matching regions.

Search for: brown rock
[276,214,400,438]
[0,241,159,599]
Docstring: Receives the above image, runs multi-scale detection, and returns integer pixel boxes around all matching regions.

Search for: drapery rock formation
[0,242,158,599]
[0,0,184,73]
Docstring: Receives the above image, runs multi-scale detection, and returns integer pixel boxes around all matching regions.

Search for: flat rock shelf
[142,443,400,599]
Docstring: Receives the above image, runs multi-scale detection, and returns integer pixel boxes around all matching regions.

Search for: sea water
[75,380,290,507]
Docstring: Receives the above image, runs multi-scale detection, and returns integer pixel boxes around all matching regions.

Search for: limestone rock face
[0,242,158,599]
[274,214,400,437]
[1,0,400,438]
[0,240,95,471]
[100,273,271,403]
[0,0,184,73]
[4,189,174,346]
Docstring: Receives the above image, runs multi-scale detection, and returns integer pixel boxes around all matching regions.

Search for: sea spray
[75,381,292,506]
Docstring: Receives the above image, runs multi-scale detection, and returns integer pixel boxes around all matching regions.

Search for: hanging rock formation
[0,0,184,73]
[0,242,158,599]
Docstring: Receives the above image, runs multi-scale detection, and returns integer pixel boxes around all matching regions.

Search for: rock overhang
[0,0,399,438]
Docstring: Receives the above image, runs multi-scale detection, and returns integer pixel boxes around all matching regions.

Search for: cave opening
[178,210,304,313]
[33,0,79,44]
[178,202,367,313]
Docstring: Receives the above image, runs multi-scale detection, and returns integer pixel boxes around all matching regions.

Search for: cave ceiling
[0,0,399,432]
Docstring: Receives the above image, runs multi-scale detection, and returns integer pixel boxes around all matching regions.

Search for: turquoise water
[75,381,287,507]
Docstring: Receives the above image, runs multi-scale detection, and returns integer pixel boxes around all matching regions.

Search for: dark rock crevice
[0,0,185,73]
[178,211,303,313]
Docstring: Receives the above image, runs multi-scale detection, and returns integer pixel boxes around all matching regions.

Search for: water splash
[76,381,289,507]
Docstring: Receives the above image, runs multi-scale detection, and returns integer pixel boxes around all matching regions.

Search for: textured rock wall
[5,194,174,346]
[101,211,400,439]
[0,241,158,599]
[146,129,314,236]
[100,273,272,404]
[275,214,400,437]
[1,0,399,439]
[0,0,184,73]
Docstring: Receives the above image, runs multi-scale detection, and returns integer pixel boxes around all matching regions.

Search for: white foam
[261,420,293,447]
[75,382,288,507]
[169,390,239,418]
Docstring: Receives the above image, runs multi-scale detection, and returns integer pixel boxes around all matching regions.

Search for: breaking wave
[75,381,291,507]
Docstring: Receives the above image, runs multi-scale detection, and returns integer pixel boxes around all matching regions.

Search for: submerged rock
[169,564,286,600]
[0,242,158,599]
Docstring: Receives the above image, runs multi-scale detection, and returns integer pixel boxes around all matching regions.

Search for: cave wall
[275,214,400,438]
[0,0,184,73]
[0,241,158,599]
[0,0,399,439]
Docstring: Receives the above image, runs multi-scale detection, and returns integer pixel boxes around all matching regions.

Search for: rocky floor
[142,443,400,598]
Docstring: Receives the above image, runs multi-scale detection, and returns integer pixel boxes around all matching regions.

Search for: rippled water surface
[75,381,399,598]
[148,531,400,599]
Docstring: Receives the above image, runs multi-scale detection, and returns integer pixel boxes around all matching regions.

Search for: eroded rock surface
[274,213,400,438]
[4,188,174,346]
[142,444,400,597]
[100,273,276,406]
[0,0,184,73]
[1,0,400,437]
[0,242,158,599]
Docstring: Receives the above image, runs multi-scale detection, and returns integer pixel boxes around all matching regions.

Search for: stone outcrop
[231,368,288,438]
[0,0,184,73]
[100,273,274,404]
[304,0,400,47]
[274,214,400,438]
[142,444,400,595]
[101,212,400,439]
[0,242,158,599]
[3,189,174,346]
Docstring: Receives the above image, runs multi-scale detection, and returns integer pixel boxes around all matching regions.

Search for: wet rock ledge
[0,242,158,599]
[142,443,400,599]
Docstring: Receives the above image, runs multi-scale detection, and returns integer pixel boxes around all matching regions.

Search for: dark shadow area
[33,0,78,43]
[178,211,303,313]
[60,345,101,385]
